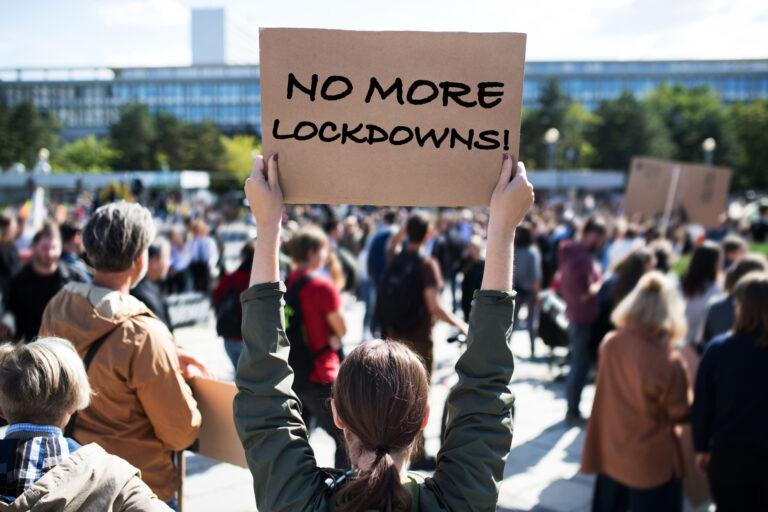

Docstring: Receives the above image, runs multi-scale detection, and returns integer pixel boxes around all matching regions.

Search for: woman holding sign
[234,153,533,511]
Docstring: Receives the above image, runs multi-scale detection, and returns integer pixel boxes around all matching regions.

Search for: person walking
[582,271,690,512]
[692,271,768,511]
[234,153,533,512]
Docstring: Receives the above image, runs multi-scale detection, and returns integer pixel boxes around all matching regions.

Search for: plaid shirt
[0,423,81,502]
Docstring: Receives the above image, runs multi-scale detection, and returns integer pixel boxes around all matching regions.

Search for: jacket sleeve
[131,318,202,451]
[691,342,718,452]
[662,351,691,424]
[423,290,515,512]
[116,475,174,512]
[233,282,330,512]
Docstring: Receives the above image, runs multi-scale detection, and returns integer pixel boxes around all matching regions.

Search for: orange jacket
[40,282,201,502]
[581,326,690,489]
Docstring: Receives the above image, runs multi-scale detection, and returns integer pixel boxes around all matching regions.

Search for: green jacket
[234,282,515,512]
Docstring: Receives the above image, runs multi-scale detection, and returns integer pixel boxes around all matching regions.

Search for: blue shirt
[692,332,768,452]
[0,423,81,502]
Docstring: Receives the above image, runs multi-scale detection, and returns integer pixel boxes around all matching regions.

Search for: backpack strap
[64,324,123,439]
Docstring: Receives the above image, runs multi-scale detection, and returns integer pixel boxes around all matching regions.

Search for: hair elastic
[374,444,390,455]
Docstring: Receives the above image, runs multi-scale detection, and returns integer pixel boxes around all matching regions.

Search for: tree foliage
[51,135,115,172]
[0,101,61,169]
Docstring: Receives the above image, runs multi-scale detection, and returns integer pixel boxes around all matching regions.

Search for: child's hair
[284,224,329,264]
[332,340,429,512]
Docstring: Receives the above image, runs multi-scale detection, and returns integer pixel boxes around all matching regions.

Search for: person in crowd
[339,215,363,255]
[680,241,722,345]
[0,214,20,325]
[167,227,192,294]
[382,211,469,376]
[324,217,359,294]
[284,224,348,469]
[59,222,90,281]
[720,234,747,270]
[188,219,219,294]
[700,253,768,349]
[649,239,678,277]
[234,153,533,511]
[582,271,689,512]
[591,247,656,357]
[0,222,88,342]
[131,237,173,330]
[692,272,768,511]
[513,222,542,357]
[213,241,255,368]
[460,234,485,322]
[558,217,607,424]
[38,202,205,508]
[366,209,398,336]
[604,220,643,270]
[0,337,170,511]
[749,202,768,242]
[431,210,466,314]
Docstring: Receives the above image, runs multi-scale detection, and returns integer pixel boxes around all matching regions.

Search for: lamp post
[544,127,560,191]
[702,137,716,166]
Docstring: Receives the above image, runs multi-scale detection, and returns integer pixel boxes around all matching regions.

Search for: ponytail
[335,450,412,512]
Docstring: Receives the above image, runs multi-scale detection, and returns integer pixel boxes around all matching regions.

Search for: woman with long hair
[234,153,534,511]
[692,271,768,511]
[582,271,689,512]
[679,241,722,344]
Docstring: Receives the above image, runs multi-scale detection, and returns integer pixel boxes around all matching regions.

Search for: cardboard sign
[259,28,527,206]
[624,156,732,228]
[190,377,247,468]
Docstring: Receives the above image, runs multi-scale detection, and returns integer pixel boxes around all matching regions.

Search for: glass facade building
[1,59,767,140]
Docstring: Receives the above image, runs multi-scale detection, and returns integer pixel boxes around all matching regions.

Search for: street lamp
[702,137,716,166]
[544,128,560,170]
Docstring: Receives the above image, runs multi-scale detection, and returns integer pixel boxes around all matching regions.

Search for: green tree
[180,120,225,172]
[519,79,570,169]
[110,104,157,170]
[589,91,675,170]
[1,102,61,168]
[560,102,598,168]
[51,135,115,171]
[728,99,768,189]
[0,102,12,168]
[646,84,739,167]
[221,135,261,180]
[154,112,186,170]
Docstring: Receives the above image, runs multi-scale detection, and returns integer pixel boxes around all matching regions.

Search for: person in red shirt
[213,241,255,368]
[285,224,348,468]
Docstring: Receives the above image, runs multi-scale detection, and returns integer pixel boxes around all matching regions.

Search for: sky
[1,0,767,69]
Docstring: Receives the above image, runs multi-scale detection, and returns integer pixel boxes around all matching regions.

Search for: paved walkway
[177,296,711,512]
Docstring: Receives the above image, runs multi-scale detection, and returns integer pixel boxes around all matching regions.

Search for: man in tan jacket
[39,202,203,506]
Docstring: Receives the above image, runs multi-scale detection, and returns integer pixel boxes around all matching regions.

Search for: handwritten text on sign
[260,29,527,206]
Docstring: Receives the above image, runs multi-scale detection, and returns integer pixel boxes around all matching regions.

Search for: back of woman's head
[284,224,328,264]
[514,222,533,248]
[610,247,655,307]
[611,270,687,344]
[333,340,429,512]
[681,241,721,297]
[733,271,768,347]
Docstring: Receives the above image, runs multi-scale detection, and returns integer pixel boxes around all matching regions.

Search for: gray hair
[0,337,92,425]
[84,201,156,272]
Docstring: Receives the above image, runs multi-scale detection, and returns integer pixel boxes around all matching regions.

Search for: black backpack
[216,275,243,339]
[375,251,426,333]
[285,275,329,389]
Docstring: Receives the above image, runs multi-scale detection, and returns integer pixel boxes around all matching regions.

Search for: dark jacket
[131,278,172,330]
[701,295,734,348]
[234,282,516,512]
[692,332,768,453]
[557,240,601,324]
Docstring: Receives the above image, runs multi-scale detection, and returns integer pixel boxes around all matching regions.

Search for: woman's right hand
[245,154,283,234]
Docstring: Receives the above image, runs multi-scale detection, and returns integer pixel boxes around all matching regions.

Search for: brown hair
[681,241,721,297]
[610,247,655,307]
[284,224,329,264]
[724,253,768,293]
[733,271,768,347]
[32,221,61,245]
[332,340,429,512]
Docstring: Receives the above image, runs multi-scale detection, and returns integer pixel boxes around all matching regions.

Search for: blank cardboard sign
[625,156,731,228]
[190,377,247,468]
[260,28,527,206]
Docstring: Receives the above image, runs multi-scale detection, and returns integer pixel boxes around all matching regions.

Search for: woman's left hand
[245,154,283,233]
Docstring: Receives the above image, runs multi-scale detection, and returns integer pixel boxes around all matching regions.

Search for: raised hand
[245,154,283,234]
